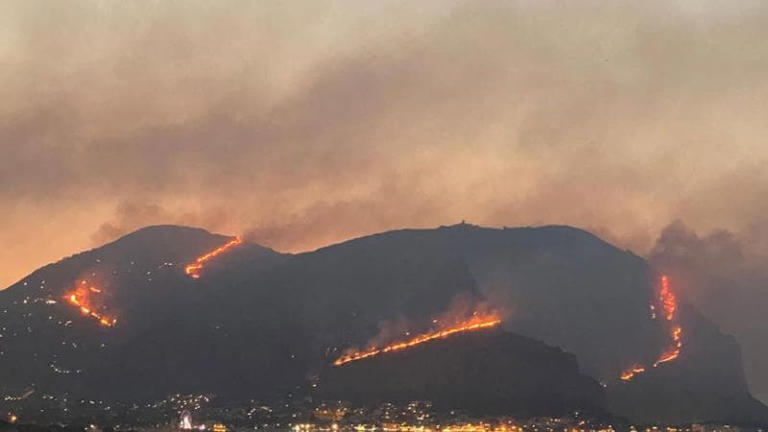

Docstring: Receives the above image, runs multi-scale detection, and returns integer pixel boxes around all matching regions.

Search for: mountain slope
[0,225,285,399]
[1,223,765,424]
[320,328,604,417]
[207,223,767,423]
[607,305,768,425]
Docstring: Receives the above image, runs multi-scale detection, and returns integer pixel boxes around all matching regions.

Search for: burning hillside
[63,282,117,327]
[620,275,682,381]
[52,231,249,328]
[2,223,764,424]
[333,313,502,366]
[185,236,243,279]
[321,325,604,416]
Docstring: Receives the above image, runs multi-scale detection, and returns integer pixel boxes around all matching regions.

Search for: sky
[2,0,768,400]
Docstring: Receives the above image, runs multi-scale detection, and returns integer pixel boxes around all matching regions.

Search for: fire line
[185,236,243,279]
[333,314,502,367]
[63,284,117,327]
[620,364,646,381]
[620,275,682,381]
[659,275,676,321]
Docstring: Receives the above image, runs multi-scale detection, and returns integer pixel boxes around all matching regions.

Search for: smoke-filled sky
[2,0,768,399]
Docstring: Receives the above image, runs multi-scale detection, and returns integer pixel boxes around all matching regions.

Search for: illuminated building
[180,410,193,430]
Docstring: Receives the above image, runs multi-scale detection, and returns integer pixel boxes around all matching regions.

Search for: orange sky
[2,0,768,288]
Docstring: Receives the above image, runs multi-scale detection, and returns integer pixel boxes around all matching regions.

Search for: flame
[620,275,683,381]
[333,314,502,366]
[185,236,243,279]
[659,275,676,321]
[653,325,682,367]
[64,287,117,327]
[620,364,646,381]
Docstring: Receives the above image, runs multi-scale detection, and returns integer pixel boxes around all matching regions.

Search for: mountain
[0,226,285,399]
[606,305,768,424]
[320,328,604,417]
[0,223,765,424]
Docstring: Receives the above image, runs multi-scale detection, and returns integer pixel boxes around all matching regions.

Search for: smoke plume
[649,220,768,402]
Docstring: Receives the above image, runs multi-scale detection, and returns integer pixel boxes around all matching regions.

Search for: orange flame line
[333,315,502,366]
[620,364,646,381]
[620,275,682,381]
[659,275,676,321]
[653,325,682,367]
[185,236,243,279]
[64,290,117,327]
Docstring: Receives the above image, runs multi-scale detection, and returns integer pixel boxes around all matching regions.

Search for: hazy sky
[2,0,768,398]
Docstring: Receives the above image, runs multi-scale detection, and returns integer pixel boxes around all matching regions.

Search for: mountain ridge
[1,223,765,424]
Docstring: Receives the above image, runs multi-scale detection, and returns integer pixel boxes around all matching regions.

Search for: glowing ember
[334,314,502,367]
[620,364,646,381]
[64,287,117,327]
[185,236,243,279]
[620,275,683,381]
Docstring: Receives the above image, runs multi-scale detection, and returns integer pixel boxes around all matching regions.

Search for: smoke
[2,1,768,270]
[91,202,170,245]
[2,0,768,399]
[648,220,768,402]
[355,293,495,350]
[91,201,232,245]
[338,293,499,362]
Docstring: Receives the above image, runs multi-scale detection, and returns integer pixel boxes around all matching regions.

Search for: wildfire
[620,364,646,381]
[64,287,117,327]
[333,314,502,367]
[654,325,682,367]
[620,275,682,381]
[659,275,676,321]
[185,236,243,279]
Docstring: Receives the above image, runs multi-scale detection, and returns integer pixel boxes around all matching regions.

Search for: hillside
[0,226,285,399]
[320,328,604,417]
[0,223,765,424]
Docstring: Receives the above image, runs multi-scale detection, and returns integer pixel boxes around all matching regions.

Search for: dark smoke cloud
[649,220,768,402]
